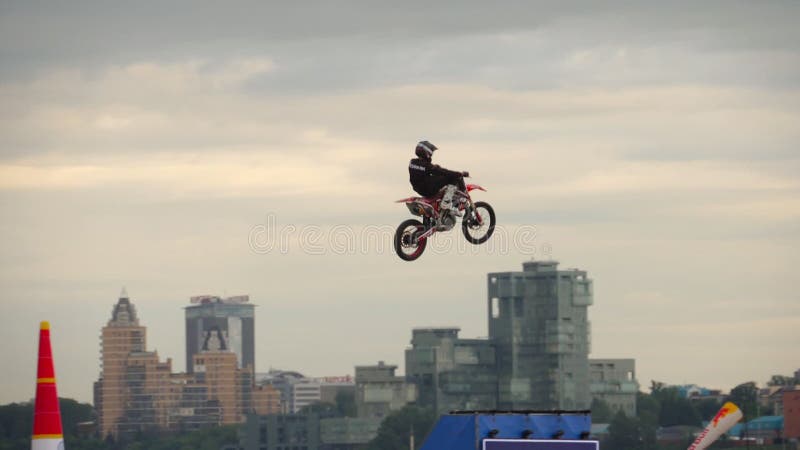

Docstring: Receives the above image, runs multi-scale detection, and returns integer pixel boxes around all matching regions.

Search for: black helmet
[415,140,437,159]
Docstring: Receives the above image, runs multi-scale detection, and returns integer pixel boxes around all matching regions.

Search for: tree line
[600,380,769,450]
[0,398,238,450]
[0,375,791,450]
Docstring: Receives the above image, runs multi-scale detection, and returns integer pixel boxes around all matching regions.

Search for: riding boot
[438,186,459,228]
[440,185,458,215]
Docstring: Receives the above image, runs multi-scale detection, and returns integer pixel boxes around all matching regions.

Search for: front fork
[416,216,436,241]
[461,194,481,226]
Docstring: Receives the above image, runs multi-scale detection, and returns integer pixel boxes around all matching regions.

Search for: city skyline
[2,2,798,405]
[3,271,795,406]
[94,291,279,438]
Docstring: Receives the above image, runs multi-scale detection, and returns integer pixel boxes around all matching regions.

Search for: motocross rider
[408,140,469,221]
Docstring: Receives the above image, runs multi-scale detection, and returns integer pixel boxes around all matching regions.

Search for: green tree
[0,402,32,441]
[693,398,723,421]
[727,382,758,421]
[650,386,701,427]
[366,405,437,450]
[590,397,613,423]
[63,436,109,450]
[650,380,666,394]
[0,399,107,450]
[636,391,660,429]
[606,410,646,450]
[58,398,95,436]
[0,398,243,450]
[767,375,796,387]
[125,424,238,450]
[635,393,659,450]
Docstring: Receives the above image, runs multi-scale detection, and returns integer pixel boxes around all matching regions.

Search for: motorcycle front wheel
[462,201,496,245]
[394,219,428,261]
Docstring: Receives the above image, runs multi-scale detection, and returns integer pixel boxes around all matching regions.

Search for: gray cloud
[2,1,799,86]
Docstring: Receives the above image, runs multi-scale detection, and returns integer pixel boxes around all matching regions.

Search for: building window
[514,298,524,317]
[491,298,500,318]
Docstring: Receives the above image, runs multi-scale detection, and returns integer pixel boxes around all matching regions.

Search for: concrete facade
[403,262,637,415]
[241,414,381,450]
[589,358,639,417]
[488,261,593,410]
[405,328,497,414]
[355,362,417,419]
[241,413,321,450]
[320,417,381,448]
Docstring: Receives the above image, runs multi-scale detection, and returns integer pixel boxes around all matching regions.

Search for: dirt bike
[393,177,496,261]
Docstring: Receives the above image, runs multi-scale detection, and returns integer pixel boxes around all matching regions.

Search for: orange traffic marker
[31,321,65,450]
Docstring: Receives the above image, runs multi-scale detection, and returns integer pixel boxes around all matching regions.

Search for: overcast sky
[1,1,798,405]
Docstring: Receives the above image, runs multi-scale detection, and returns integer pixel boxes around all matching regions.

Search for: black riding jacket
[409,157,463,197]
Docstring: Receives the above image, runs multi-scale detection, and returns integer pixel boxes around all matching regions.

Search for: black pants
[415,174,465,197]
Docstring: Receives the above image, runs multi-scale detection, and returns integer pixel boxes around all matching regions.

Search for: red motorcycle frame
[393,182,496,261]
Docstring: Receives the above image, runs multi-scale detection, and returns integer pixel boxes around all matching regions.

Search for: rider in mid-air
[408,140,469,220]
[395,140,495,261]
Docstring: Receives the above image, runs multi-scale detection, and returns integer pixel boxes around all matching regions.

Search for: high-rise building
[95,289,145,437]
[488,261,593,410]
[95,289,181,438]
[95,290,261,439]
[405,328,497,414]
[185,295,255,374]
[404,262,636,415]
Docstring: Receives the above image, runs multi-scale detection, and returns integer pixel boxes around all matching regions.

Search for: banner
[687,402,743,450]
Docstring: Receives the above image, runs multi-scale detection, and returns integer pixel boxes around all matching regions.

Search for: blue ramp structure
[420,410,596,450]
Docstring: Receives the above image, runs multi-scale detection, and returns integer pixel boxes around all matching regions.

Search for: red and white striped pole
[31,321,65,450]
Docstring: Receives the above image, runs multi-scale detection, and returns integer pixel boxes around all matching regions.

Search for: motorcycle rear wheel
[394,219,428,261]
